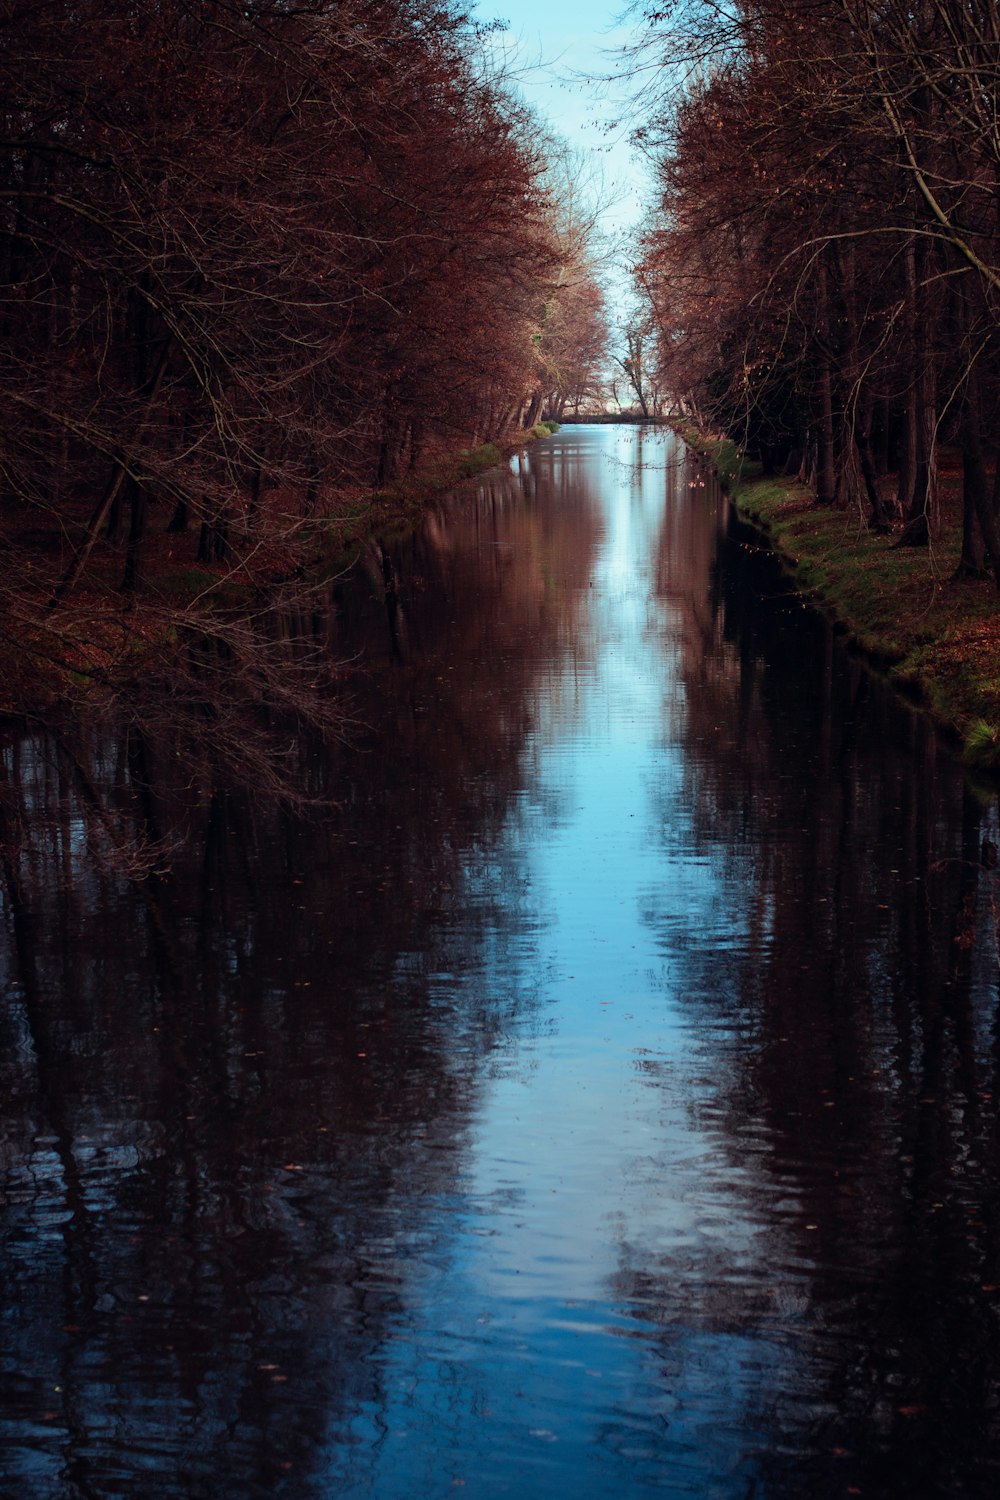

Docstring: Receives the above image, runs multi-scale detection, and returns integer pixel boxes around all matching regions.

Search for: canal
[2,424,999,1497]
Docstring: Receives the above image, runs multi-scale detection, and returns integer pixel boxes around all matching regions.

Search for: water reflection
[1,426,999,1497]
[642,498,1000,1498]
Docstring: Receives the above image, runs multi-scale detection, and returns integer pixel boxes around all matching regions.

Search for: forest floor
[675,422,1000,770]
[3,425,556,717]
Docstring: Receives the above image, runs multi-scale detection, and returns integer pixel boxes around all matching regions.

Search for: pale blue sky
[476,0,652,244]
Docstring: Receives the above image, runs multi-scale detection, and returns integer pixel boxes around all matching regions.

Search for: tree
[633,0,1000,574]
[0,0,571,789]
[517,145,613,424]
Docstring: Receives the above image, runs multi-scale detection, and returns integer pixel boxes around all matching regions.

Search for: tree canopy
[0,0,609,790]
[635,0,1000,573]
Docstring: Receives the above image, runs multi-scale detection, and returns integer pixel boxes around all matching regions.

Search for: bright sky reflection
[337,427,790,1498]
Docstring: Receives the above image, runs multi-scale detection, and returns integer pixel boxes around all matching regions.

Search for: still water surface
[2,425,1000,1497]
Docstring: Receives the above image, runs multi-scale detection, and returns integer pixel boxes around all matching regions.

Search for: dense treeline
[0,0,607,788]
[0,9,609,567]
[636,0,1000,576]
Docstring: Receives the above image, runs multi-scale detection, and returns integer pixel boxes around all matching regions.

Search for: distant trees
[635,0,1000,575]
[534,271,609,420]
[519,148,611,423]
[610,315,661,418]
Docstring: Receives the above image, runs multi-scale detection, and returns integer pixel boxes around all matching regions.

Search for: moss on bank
[301,424,557,580]
[674,421,1000,768]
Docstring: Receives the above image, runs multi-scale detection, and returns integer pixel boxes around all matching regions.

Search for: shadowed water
[2,425,999,1498]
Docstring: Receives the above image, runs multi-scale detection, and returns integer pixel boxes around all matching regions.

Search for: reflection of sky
[338,428,797,1497]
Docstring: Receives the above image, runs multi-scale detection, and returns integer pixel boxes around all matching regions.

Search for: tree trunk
[167,497,190,534]
[122,476,147,593]
[814,261,837,506]
[854,396,892,531]
[47,333,173,611]
[957,364,1000,586]
[898,240,940,545]
[896,240,919,522]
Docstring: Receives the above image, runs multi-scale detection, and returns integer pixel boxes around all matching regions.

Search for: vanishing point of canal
[3,425,1000,1498]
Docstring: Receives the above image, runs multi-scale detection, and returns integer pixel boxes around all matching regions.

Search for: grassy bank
[675,422,1000,768]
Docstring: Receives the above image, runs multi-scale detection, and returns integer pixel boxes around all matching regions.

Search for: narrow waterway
[2,425,1000,1498]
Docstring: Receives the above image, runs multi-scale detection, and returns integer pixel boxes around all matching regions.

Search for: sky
[475,0,655,249]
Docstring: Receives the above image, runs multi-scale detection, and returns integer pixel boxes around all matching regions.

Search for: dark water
[2,425,1000,1498]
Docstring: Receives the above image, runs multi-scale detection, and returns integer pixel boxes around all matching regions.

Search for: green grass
[965,718,1000,767]
[674,421,758,488]
[677,423,1000,768]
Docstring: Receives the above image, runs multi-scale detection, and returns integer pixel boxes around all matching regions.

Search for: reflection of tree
[0,461,600,1496]
[625,466,1000,1496]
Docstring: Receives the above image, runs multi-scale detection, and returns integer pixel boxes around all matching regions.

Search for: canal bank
[675,422,1000,770]
[1,421,560,734]
[306,421,561,576]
